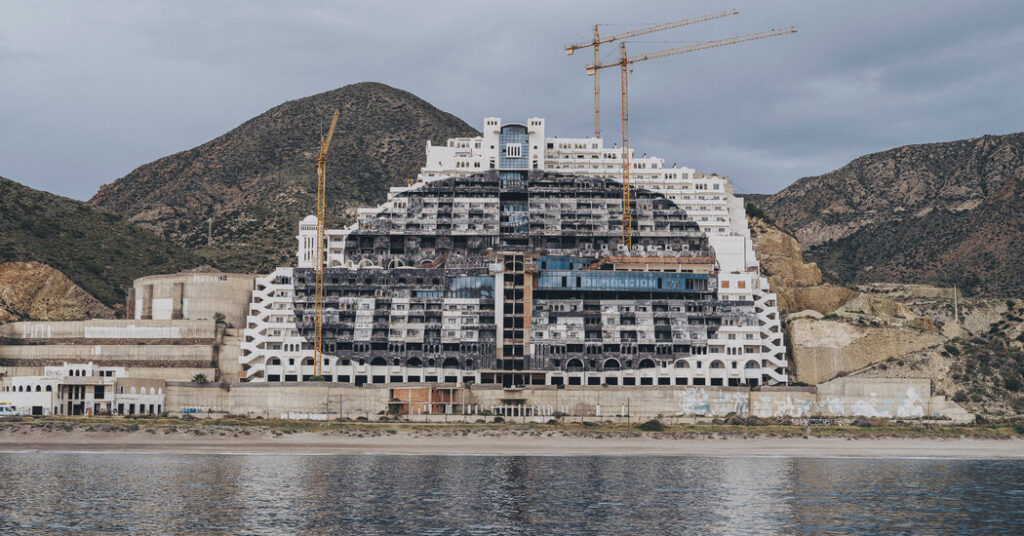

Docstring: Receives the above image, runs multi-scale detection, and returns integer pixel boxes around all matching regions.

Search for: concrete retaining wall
[0,320,216,341]
[164,377,972,422]
[0,344,214,364]
[166,383,391,418]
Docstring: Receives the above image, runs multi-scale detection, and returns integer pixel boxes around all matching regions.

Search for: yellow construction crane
[585,27,797,250]
[314,110,339,379]
[565,9,739,138]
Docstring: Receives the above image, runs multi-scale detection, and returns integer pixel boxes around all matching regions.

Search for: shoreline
[2,422,1023,458]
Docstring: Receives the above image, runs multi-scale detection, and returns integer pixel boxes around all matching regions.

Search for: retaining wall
[0,320,216,341]
[164,377,972,423]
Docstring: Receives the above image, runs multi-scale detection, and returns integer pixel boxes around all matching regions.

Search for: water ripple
[0,454,1021,535]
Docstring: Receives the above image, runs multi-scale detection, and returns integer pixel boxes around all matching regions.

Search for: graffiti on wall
[675,384,932,419]
[675,388,748,416]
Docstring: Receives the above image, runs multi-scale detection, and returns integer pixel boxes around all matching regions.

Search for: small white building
[0,362,165,416]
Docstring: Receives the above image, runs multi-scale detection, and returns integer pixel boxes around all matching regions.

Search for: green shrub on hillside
[0,176,208,309]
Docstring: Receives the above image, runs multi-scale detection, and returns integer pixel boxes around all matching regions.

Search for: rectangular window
[721,281,730,288]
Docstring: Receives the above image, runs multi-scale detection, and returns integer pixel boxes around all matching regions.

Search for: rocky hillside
[758,133,1024,296]
[91,82,479,273]
[0,262,114,323]
[0,175,206,310]
[748,214,855,314]
[844,291,1024,417]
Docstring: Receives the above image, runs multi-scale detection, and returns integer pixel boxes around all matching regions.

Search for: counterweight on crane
[314,110,339,379]
[583,26,797,250]
[565,9,738,138]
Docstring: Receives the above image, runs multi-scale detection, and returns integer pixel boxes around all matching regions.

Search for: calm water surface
[0,453,1021,535]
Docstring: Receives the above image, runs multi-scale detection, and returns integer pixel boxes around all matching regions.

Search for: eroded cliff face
[749,215,857,313]
[0,262,114,323]
[788,318,944,385]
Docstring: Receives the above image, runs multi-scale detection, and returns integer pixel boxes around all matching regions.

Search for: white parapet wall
[0,320,216,341]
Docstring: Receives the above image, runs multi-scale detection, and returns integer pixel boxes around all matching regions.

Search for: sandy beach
[2,423,1023,458]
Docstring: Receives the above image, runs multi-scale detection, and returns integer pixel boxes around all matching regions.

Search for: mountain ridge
[0,175,207,309]
[91,82,479,273]
[758,132,1024,296]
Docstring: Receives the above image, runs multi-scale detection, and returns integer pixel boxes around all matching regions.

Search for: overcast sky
[2,0,1022,200]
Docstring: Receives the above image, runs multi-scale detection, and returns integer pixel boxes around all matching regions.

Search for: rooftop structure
[242,118,785,387]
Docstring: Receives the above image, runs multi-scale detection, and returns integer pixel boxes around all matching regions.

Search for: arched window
[303,357,315,366]
[638,359,656,369]
[268,357,281,366]
[427,358,436,367]
[45,385,52,392]
[674,360,689,368]
[393,358,400,366]
[710,360,725,369]
[370,357,387,366]
[406,357,423,367]
[745,361,760,369]
[566,358,584,371]
[465,359,474,368]
[442,357,460,369]
[603,358,621,371]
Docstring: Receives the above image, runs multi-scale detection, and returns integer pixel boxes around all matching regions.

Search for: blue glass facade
[448,276,495,299]
[536,270,708,293]
[498,125,529,170]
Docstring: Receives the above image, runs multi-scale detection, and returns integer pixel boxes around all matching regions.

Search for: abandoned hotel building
[240,117,787,388]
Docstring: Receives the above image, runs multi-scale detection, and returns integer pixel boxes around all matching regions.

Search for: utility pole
[953,283,960,326]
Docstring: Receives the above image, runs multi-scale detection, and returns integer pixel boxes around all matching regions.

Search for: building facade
[0,362,166,416]
[129,272,256,328]
[241,118,786,387]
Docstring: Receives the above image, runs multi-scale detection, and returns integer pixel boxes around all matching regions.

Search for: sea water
[0,453,1022,535]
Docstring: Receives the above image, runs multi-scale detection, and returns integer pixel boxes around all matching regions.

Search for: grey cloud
[1,0,1021,200]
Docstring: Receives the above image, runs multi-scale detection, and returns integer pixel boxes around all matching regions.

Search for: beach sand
[2,425,1023,458]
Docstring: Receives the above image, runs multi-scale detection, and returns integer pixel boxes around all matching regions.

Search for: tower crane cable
[581,24,797,251]
[564,9,739,139]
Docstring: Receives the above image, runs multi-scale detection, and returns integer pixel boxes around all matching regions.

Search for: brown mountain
[91,82,479,272]
[758,133,1024,296]
[1,175,206,309]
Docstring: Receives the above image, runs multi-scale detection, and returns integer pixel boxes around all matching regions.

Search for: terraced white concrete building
[241,118,786,387]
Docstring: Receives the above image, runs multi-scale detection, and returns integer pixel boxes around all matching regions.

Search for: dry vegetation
[3,415,1024,440]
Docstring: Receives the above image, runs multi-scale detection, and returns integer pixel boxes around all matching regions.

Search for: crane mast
[582,24,797,251]
[314,110,339,380]
[619,42,631,249]
[565,9,739,138]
